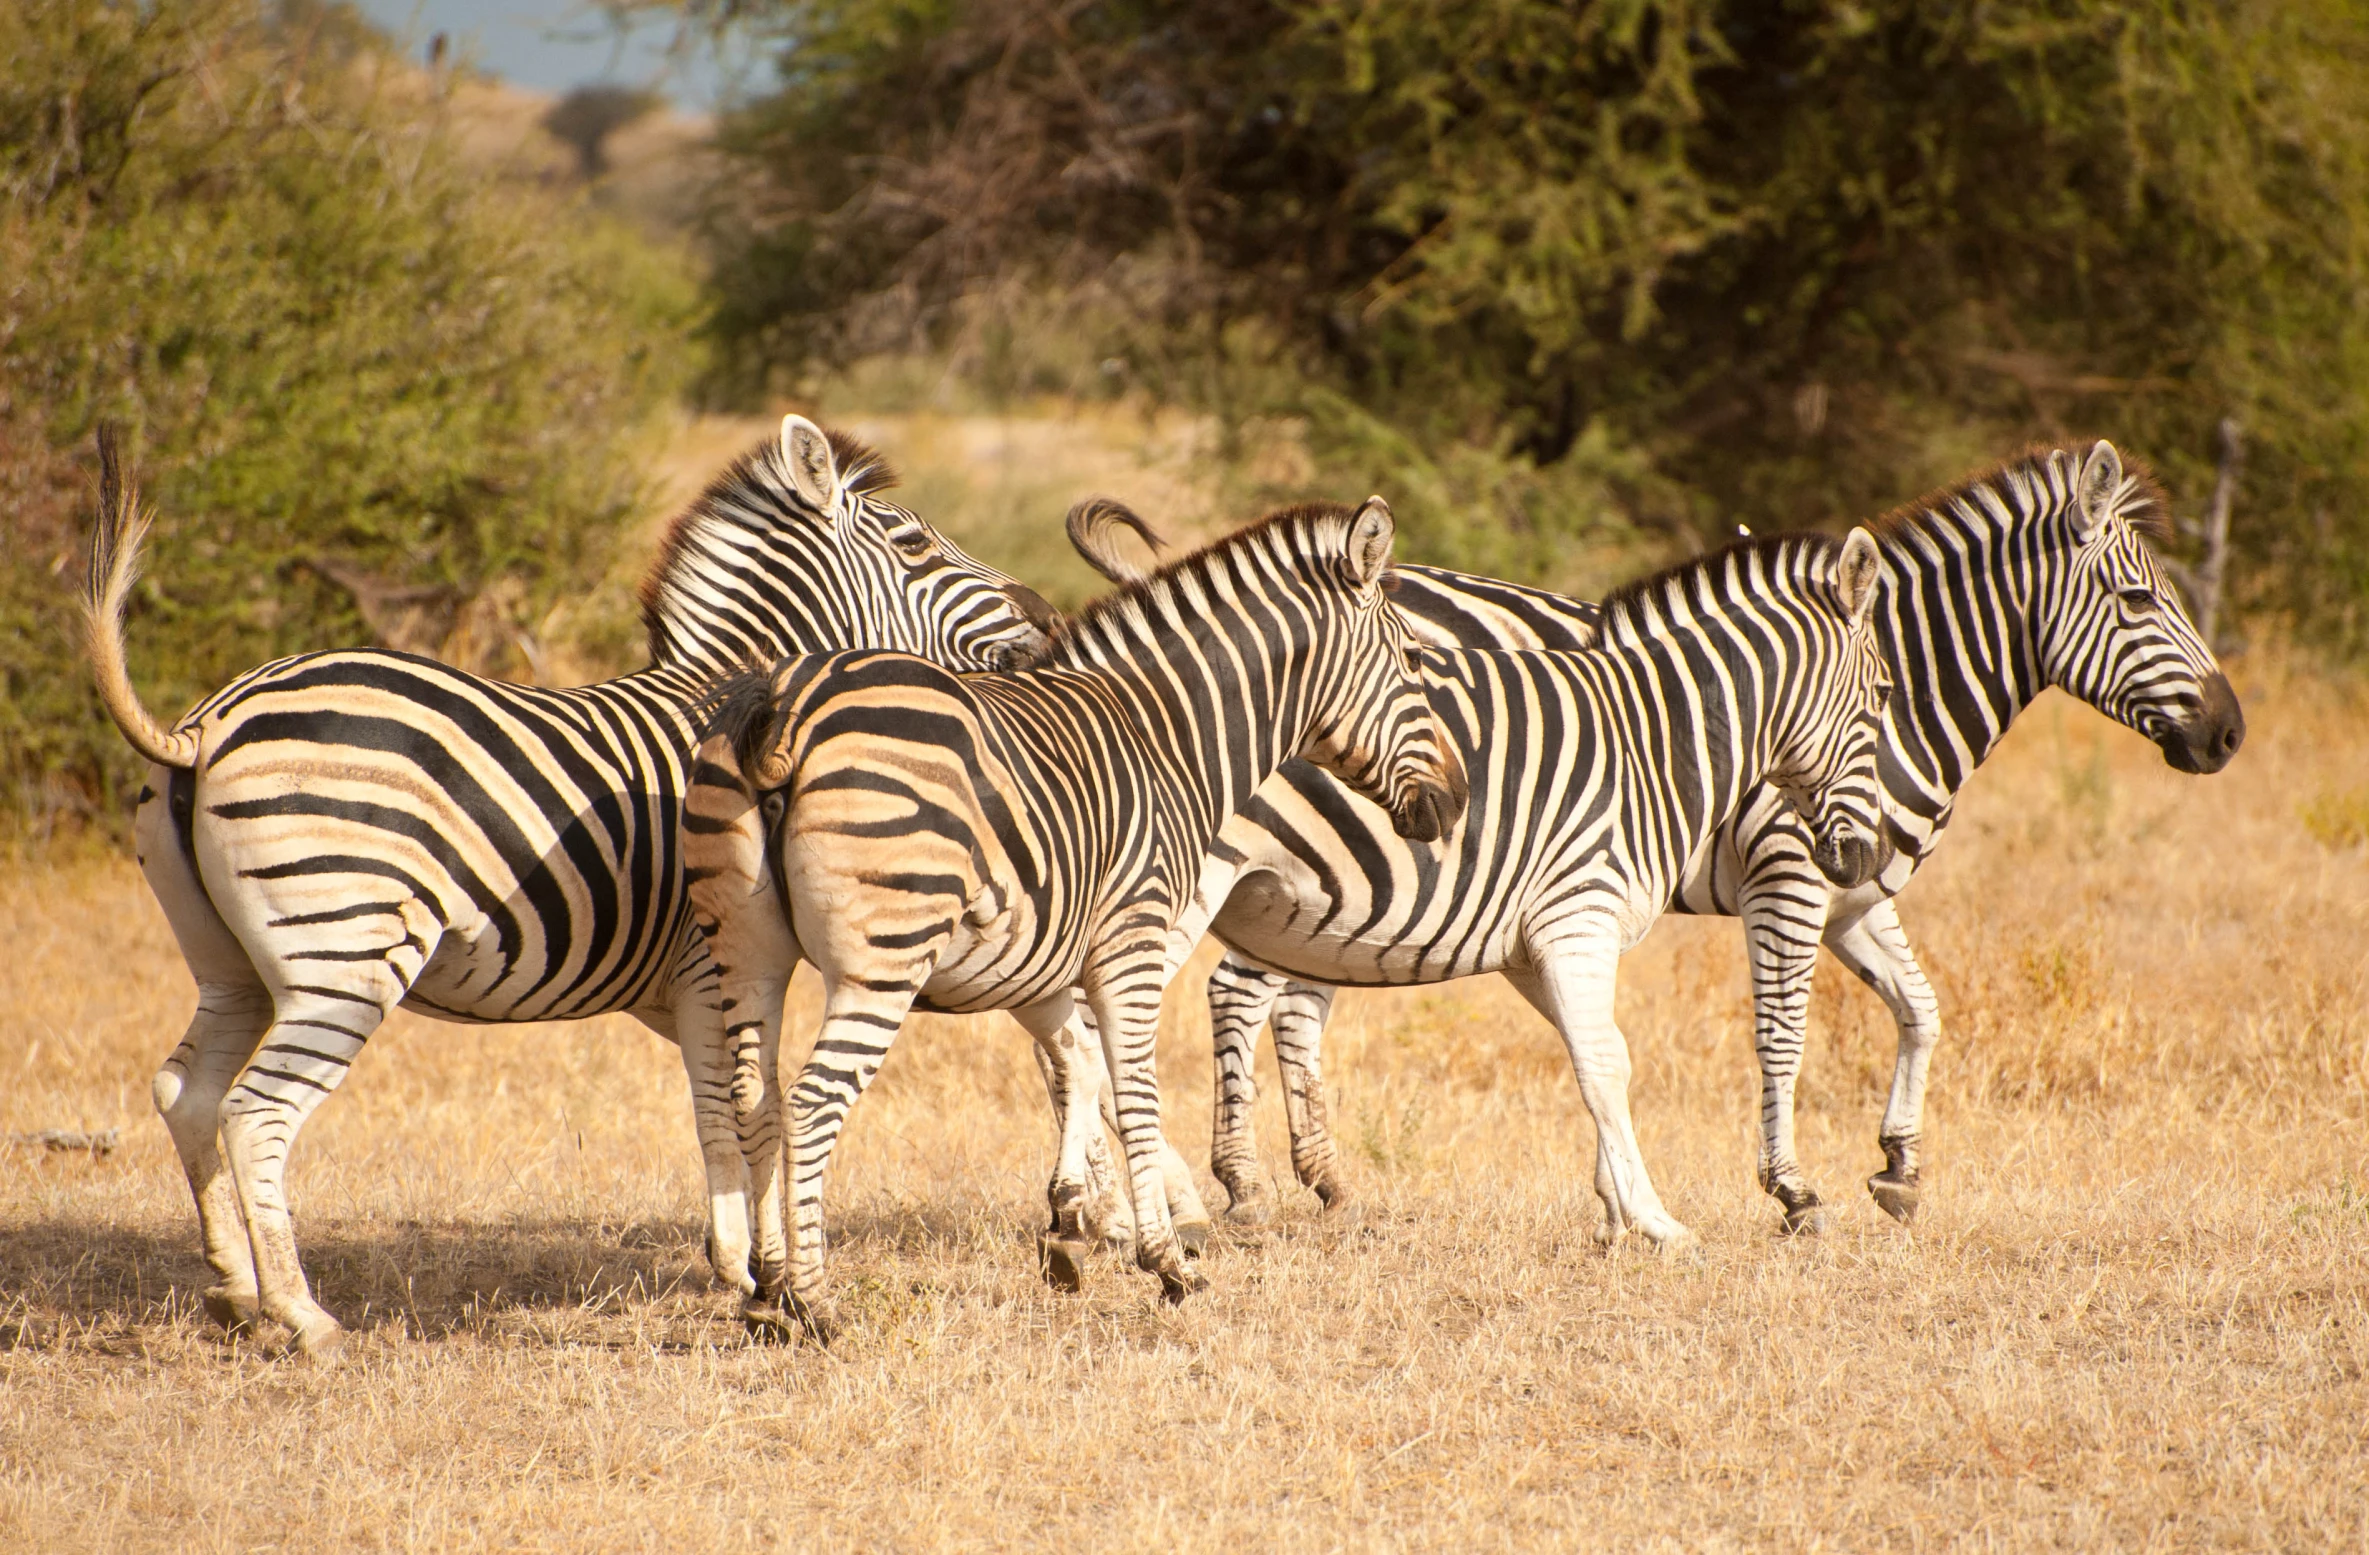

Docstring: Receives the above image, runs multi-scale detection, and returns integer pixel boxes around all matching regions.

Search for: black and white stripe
[679,499,1466,1336]
[1174,440,2241,1231]
[80,416,1059,1356]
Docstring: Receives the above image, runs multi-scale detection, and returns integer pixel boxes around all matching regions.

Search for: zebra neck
[1044,595,1304,837]
[652,619,859,685]
[1605,622,1790,864]
[1873,519,2048,834]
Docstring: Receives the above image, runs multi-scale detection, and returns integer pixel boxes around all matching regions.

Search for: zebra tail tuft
[1065,494,1164,585]
[81,425,200,770]
[695,666,789,790]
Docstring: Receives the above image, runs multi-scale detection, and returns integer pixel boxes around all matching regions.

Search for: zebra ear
[1346,496,1395,588]
[2073,440,2123,541]
[780,415,844,518]
[1834,526,1884,627]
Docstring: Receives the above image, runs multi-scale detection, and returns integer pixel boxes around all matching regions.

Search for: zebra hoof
[1157,1264,1210,1304]
[1221,1189,1274,1225]
[740,1299,802,1343]
[201,1286,260,1336]
[1868,1173,1920,1224]
[1174,1219,1213,1259]
[1780,1203,1832,1237]
[781,1290,840,1347]
[1649,1224,1703,1259]
[1038,1232,1092,1293]
[287,1320,347,1364]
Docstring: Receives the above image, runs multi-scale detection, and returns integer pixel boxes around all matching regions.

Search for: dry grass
[4,623,2366,1542]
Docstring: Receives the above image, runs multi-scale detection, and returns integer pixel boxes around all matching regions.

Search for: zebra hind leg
[217,977,406,1360]
[778,972,925,1343]
[153,981,273,1333]
[136,785,272,1334]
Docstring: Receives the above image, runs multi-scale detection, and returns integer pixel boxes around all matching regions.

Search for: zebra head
[2033,441,2244,775]
[1767,528,1894,889]
[639,415,1058,676]
[1292,498,1471,843]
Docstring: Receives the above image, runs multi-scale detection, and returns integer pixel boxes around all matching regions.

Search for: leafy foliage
[686,0,2369,625]
[0,0,700,835]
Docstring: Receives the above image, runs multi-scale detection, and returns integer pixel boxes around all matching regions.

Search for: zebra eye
[889,529,936,561]
[2117,586,2156,611]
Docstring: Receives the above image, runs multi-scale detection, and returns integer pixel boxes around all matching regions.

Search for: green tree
[682,0,2369,629]
[0,0,701,835]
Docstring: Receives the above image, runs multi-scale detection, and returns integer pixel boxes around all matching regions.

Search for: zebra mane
[637,425,902,661]
[1869,442,2172,548]
[1022,501,1366,666]
[1595,532,1843,637]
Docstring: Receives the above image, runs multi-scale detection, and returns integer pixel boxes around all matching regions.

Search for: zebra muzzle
[1811,825,1882,889]
[1390,753,1470,844]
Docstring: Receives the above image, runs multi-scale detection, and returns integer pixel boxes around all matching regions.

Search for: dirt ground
[3,564,2365,1548]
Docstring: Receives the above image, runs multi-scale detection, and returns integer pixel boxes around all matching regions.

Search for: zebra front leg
[1269,980,1348,1213]
[1074,990,1214,1255]
[1206,956,1285,1221]
[1084,973,1206,1303]
[1025,1022,1134,1257]
[1013,995,1114,1291]
[1824,899,1941,1223]
[1739,882,1832,1234]
[1511,929,1697,1253]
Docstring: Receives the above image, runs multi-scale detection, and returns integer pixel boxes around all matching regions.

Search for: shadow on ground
[0,1212,719,1349]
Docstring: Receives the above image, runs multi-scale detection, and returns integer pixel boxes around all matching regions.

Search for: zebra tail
[695,665,793,791]
[80,426,199,770]
[1065,494,1164,585]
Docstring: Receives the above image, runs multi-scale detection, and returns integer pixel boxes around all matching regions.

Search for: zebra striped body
[1195,441,2243,1229]
[81,417,1057,1357]
[680,500,1465,1335]
[1131,531,1888,1250]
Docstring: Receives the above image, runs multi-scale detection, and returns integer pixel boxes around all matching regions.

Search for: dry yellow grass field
[4,463,2366,1547]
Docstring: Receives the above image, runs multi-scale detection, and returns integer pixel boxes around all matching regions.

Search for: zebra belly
[1205,868,1518,988]
[399,906,689,1023]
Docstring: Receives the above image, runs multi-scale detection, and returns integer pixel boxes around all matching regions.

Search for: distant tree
[543,83,666,179]
[0,0,699,833]
[680,0,2369,634]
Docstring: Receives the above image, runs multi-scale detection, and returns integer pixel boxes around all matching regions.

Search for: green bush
[0,0,700,838]
[684,0,2369,629]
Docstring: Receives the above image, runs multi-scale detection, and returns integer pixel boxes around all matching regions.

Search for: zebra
[678,498,1467,1338]
[1080,440,2242,1232]
[78,416,1060,1359]
[1068,526,1896,1250]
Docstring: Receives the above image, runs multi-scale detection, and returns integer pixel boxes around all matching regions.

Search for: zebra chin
[1811,825,1883,889]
